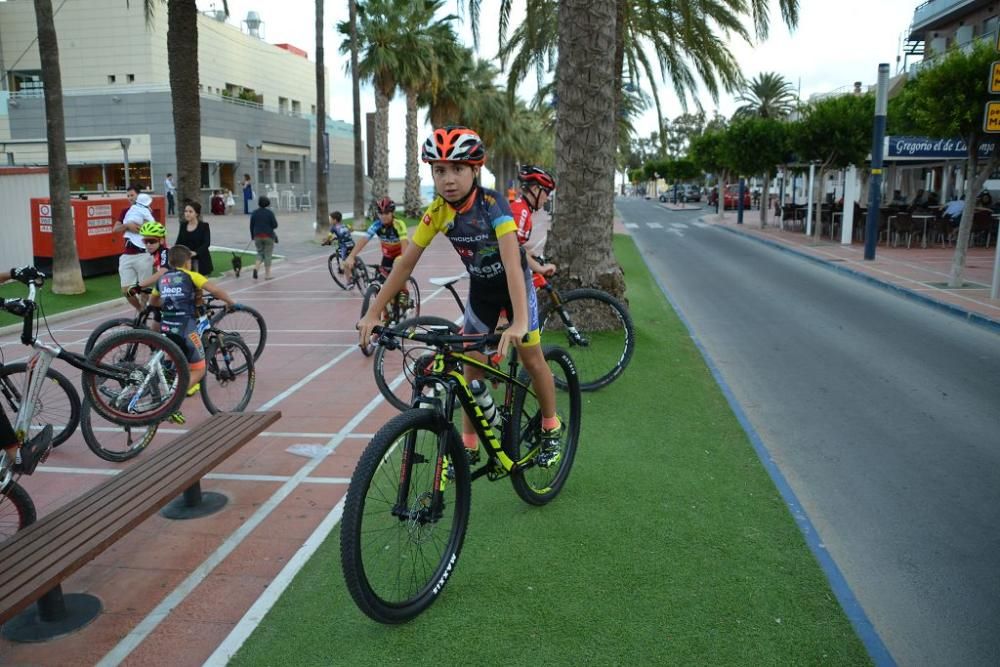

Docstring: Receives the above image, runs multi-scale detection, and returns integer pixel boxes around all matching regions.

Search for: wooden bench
[0,410,280,642]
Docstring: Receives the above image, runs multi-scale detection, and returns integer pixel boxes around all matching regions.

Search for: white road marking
[647,222,663,229]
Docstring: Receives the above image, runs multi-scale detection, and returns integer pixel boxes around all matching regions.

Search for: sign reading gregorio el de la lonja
[886,135,997,159]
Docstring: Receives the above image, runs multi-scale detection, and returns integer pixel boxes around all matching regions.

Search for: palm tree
[393,2,458,217]
[32,0,84,293]
[314,0,329,239]
[349,0,365,224]
[733,72,797,119]
[338,0,410,200]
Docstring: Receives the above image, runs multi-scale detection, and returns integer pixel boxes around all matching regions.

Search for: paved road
[617,197,1000,667]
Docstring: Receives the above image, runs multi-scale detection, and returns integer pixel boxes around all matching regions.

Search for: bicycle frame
[10,284,171,439]
[413,347,538,476]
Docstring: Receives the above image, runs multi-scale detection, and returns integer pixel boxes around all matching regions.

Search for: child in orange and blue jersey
[343,197,408,280]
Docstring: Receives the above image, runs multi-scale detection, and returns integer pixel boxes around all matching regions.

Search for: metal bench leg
[1,584,102,642]
[160,480,228,520]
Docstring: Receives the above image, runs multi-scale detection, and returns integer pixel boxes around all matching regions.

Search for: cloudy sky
[204,0,921,177]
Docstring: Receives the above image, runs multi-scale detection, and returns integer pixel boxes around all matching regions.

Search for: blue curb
[713,223,1000,335]
[636,243,897,667]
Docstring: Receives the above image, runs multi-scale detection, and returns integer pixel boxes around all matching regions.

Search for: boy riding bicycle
[356,126,563,467]
[344,197,411,308]
[322,211,356,265]
[149,245,236,424]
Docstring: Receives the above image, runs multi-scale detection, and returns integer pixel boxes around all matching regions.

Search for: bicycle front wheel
[539,288,635,391]
[79,399,158,462]
[340,408,471,624]
[352,259,372,292]
[328,249,349,289]
[508,346,582,505]
[373,316,460,411]
[82,330,189,427]
[201,334,256,414]
[210,304,267,361]
[0,481,36,541]
[0,363,81,448]
[359,283,382,357]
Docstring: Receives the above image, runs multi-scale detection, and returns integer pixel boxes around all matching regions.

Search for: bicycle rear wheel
[0,363,81,448]
[200,334,256,414]
[84,317,137,356]
[508,346,582,505]
[0,481,36,541]
[373,316,460,411]
[210,304,267,361]
[538,288,635,391]
[79,399,158,462]
[340,408,470,623]
[82,330,189,427]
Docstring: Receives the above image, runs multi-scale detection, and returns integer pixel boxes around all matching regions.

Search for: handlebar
[372,325,503,353]
[0,266,44,345]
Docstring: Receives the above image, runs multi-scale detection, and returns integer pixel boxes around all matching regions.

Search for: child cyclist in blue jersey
[322,211,356,262]
[356,126,562,466]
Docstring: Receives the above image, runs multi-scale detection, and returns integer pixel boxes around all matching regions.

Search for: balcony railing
[912,0,977,31]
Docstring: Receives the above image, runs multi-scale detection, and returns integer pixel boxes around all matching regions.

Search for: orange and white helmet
[421,126,486,166]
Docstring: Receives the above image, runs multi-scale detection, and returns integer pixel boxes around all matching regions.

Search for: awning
[260,142,309,157]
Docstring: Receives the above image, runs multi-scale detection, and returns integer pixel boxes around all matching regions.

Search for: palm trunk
[314,0,329,239]
[33,0,84,293]
[550,0,625,300]
[372,85,390,200]
[403,90,421,217]
[167,1,201,224]
[760,171,770,227]
[350,0,365,223]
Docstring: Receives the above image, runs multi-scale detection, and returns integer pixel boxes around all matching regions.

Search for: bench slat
[0,410,280,624]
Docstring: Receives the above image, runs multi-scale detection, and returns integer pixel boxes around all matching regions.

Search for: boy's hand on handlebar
[539,262,556,277]
[343,257,355,275]
[356,312,380,349]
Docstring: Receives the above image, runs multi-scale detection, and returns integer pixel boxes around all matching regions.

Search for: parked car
[723,185,752,210]
[658,192,669,202]
[681,184,701,202]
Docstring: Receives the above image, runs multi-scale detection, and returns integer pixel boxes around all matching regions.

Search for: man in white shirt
[164,173,176,215]
[113,187,156,310]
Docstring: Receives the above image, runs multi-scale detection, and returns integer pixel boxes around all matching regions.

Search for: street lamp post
[864,64,890,260]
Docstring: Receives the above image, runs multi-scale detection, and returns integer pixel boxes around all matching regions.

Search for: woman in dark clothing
[249,195,278,280]
[176,201,214,276]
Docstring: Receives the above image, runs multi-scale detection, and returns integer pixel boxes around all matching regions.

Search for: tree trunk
[350,0,365,224]
[403,90,421,217]
[167,1,201,225]
[371,85,390,200]
[33,0,84,293]
[314,0,329,240]
[812,166,826,242]
[549,1,624,300]
[760,171,770,227]
[949,140,999,287]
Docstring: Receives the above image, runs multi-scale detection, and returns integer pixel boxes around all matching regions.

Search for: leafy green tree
[891,41,1000,287]
[32,0,84,293]
[721,117,790,224]
[733,72,797,119]
[791,93,874,240]
[663,112,706,158]
[690,130,727,189]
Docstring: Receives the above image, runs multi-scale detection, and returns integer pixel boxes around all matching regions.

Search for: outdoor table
[912,214,935,249]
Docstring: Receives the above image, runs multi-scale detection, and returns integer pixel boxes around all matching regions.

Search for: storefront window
[257,160,272,186]
[289,160,301,184]
[69,165,106,192]
[103,162,151,191]
[274,160,287,183]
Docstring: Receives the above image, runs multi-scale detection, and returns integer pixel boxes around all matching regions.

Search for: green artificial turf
[0,273,124,328]
[232,234,871,666]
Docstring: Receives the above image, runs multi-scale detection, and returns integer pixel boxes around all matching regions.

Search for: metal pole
[806,163,816,236]
[991,218,1000,299]
[865,64,890,260]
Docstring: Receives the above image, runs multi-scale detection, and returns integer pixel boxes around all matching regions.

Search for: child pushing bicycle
[149,245,236,424]
[356,126,563,467]
[322,211,356,263]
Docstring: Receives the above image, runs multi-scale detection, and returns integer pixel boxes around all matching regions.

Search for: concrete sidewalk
[699,207,1000,332]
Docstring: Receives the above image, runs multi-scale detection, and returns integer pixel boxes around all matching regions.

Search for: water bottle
[196,314,210,336]
[469,380,502,432]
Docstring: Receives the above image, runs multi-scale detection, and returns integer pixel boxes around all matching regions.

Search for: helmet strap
[444,182,478,214]
[523,186,542,212]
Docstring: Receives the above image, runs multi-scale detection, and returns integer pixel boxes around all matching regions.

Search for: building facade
[0,0,360,210]
[907,0,999,73]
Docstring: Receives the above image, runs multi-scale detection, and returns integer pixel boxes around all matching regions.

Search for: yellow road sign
[985,101,1000,133]
[992,62,1000,93]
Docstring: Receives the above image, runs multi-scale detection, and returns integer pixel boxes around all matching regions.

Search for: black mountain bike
[340,325,581,623]
[328,246,372,291]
